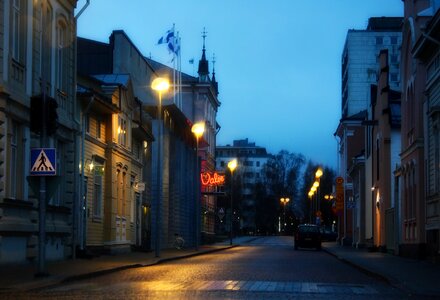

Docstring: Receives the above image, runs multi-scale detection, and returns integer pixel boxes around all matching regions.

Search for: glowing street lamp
[280,197,290,233]
[191,121,205,251]
[315,168,323,179]
[228,159,237,245]
[151,77,169,258]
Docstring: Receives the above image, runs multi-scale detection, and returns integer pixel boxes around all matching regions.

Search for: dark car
[294,224,321,250]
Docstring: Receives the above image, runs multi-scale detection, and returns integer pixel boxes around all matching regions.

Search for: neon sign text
[201,172,225,186]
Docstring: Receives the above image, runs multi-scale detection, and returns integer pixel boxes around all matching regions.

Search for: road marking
[88,280,377,295]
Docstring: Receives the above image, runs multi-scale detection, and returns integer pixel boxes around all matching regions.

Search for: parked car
[294,224,321,250]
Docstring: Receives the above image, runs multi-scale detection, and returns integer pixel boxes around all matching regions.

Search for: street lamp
[314,168,323,225]
[151,77,170,258]
[227,159,237,246]
[280,197,290,233]
[191,121,205,251]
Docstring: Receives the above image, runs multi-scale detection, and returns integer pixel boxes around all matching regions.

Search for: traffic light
[30,94,58,136]
[30,95,44,134]
[46,97,58,136]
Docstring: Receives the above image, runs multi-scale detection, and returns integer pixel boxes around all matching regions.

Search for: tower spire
[198,27,209,82]
[212,53,219,95]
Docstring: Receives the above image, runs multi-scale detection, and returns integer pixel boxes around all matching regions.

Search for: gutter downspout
[80,97,94,251]
[75,0,90,19]
[74,0,90,257]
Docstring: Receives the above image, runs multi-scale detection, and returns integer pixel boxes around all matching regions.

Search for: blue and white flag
[168,36,180,56]
[157,29,174,45]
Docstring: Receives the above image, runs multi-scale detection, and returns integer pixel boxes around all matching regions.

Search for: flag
[168,36,180,56]
[157,29,174,45]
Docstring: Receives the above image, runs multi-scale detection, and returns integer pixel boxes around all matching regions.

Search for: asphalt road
[13,236,409,299]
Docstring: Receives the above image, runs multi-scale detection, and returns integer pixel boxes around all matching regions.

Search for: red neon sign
[201,172,225,186]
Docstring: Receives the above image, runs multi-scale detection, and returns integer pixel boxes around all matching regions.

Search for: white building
[216,139,269,234]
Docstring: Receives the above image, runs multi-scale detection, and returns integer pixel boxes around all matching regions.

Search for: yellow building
[77,74,153,253]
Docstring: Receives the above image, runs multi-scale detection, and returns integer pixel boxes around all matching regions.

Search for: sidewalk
[0,236,255,292]
[322,242,440,297]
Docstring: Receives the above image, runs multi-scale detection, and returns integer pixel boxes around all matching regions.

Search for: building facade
[337,17,402,247]
[371,50,401,253]
[216,139,269,234]
[0,0,78,263]
[399,0,432,258]
[411,0,440,259]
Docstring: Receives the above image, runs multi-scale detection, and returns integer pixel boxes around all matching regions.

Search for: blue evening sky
[76,0,403,169]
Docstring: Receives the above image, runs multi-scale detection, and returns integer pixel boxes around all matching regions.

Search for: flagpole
[173,25,176,105]
[178,36,182,108]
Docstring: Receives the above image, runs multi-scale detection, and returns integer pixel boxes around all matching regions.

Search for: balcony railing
[11,59,25,85]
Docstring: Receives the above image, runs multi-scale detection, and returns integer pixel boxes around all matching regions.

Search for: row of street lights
[308,168,323,224]
[152,76,238,251]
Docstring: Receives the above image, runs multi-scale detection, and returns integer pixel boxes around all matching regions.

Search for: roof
[92,74,130,87]
[366,17,403,31]
[145,58,197,83]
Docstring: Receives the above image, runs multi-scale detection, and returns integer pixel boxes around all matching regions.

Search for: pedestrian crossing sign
[30,148,56,176]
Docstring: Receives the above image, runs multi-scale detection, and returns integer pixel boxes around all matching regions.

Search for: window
[390,54,398,64]
[51,141,65,206]
[244,161,253,166]
[93,168,103,218]
[56,20,67,92]
[390,73,398,82]
[39,2,52,86]
[11,0,25,63]
[376,36,383,45]
[9,121,18,198]
[256,161,260,167]
[376,139,380,180]
[96,119,102,139]
[118,116,128,146]
[435,125,440,193]
[220,161,225,167]
[85,114,90,133]
[391,36,398,45]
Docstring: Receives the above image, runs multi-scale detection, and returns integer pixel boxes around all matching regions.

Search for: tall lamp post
[280,198,290,233]
[151,77,170,258]
[191,122,205,251]
[227,159,237,246]
[315,168,323,225]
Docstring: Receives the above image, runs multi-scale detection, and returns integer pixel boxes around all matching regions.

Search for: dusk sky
[76,0,403,169]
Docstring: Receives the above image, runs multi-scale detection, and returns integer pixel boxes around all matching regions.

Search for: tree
[255,150,305,234]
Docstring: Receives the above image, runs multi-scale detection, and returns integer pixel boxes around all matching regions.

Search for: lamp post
[191,122,205,251]
[314,168,323,225]
[151,77,170,258]
[227,159,237,245]
[280,197,290,233]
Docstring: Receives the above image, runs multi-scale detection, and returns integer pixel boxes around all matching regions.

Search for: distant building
[341,17,402,118]
[216,139,269,234]
[336,17,403,246]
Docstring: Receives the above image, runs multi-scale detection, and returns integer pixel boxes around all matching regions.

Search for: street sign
[30,148,56,176]
[218,207,225,220]
[335,176,344,215]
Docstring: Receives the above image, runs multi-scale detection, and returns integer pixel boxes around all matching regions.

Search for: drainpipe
[75,0,90,19]
[79,97,94,251]
[72,0,90,259]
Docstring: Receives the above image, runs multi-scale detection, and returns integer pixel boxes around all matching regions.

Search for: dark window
[376,36,383,45]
